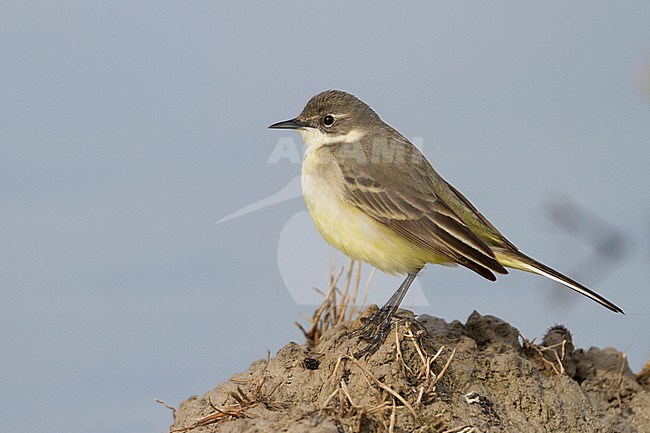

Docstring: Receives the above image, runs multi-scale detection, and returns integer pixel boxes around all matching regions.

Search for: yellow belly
[301,149,451,275]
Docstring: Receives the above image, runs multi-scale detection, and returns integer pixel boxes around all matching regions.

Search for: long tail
[494,250,624,314]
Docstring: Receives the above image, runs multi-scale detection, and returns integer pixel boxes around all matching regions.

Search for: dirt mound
[167,308,649,432]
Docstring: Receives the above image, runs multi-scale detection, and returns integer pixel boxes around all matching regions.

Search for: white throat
[298,128,365,149]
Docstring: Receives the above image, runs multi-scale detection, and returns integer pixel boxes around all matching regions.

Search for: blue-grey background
[2,2,649,432]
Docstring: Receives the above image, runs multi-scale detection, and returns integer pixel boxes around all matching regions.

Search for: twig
[526,338,567,375]
[432,348,456,387]
[388,398,397,433]
[155,399,177,420]
[320,387,341,412]
[344,354,418,419]
[358,267,375,315]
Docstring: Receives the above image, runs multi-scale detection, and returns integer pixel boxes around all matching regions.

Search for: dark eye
[322,115,335,127]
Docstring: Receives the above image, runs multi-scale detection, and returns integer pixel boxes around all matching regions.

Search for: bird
[269,90,623,358]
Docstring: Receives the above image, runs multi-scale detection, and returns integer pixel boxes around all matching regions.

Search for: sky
[1,2,649,432]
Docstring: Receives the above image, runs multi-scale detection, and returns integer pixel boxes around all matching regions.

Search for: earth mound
[166,306,649,432]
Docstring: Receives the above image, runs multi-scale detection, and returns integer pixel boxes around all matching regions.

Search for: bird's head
[269,90,381,147]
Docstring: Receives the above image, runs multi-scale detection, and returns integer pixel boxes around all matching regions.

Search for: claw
[349,307,395,358]
[347,272,420,359]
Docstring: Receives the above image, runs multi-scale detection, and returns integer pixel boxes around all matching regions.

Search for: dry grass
[316,320,457,432]
[167,354,284,433]
[522,336,569,375]
[320,350,455,432]
[296,260,462,432]
[169,261,469,433]
[296,259,374,349]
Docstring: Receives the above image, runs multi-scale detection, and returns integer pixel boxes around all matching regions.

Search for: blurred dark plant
[542,194,628,310]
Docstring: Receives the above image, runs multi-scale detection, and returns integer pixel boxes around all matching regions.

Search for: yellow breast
[301,146,446,275]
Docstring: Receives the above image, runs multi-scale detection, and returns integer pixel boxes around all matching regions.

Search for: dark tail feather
[495,250,624,314]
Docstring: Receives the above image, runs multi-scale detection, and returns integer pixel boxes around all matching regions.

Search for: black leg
[350,272,419,358]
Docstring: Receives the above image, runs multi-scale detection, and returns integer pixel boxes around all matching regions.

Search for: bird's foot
[347,307,395,359]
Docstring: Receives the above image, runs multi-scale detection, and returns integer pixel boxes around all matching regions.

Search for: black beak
[268,118,308,130]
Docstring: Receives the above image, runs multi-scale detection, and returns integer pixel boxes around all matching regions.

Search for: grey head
[269,90,383,144]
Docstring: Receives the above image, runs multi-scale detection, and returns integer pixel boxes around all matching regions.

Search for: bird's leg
[350,272,418,359]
